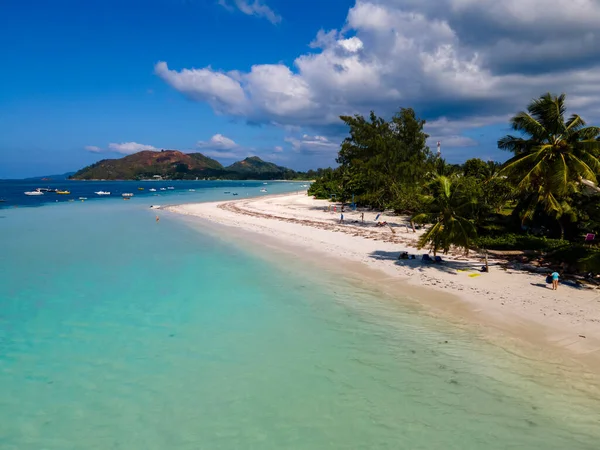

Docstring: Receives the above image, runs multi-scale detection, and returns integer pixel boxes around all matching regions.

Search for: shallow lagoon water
[1,182,599,449]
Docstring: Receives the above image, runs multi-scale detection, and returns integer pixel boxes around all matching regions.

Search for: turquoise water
[1,184,599,449]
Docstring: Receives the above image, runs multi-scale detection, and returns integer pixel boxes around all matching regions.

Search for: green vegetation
[412,176,477,256]
[71,151,311,181]
[308,93,600,273]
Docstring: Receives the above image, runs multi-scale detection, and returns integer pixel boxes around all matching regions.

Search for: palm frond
[497,135,532,154]
[411,212,437,224]
[565,154,597,183]
[510,112,548,140]
[565,114,586,132]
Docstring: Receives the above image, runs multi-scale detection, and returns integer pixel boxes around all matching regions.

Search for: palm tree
[412,176,477,255]
[498,93,600,238]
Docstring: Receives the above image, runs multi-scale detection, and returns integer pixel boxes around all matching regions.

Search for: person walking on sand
[551,271,559,290]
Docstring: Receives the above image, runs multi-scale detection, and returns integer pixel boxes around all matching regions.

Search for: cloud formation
[285,134,339,154]
[157,0,600,153]
[196,133,249,159]
[108,142,157,155]
[84,145,102,153]
[218,0,281,24]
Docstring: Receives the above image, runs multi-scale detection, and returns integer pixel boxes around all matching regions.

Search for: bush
[474,234,569,251]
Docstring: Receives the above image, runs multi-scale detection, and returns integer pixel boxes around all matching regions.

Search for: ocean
[0,180,599,449]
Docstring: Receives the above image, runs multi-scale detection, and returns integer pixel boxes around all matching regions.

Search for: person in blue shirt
[551,271,560,290]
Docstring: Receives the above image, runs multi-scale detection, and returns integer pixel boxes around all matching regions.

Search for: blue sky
[1,0,600,178]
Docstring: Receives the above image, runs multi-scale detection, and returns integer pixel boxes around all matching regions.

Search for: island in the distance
[70,150,315,181]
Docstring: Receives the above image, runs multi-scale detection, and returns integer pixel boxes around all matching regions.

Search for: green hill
[70,150,223,180]
[226,156,287,174]
[70,151,300,180]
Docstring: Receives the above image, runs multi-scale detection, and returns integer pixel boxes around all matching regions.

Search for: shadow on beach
[369,250,484,274]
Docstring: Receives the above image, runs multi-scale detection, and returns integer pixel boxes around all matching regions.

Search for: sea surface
[1,180,599,449]
[0,179,302,209]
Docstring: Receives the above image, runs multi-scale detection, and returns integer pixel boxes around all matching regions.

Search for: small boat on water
[56,190,71,195]
[149,188,157,192]
[138,187,144,191]
[122,193,134,197]
[79,197,87,200]
[224,191,230,194]
[232,193,239,196]
[25,191,44,196]
[160,188,166,191]
[260,188,267,192]
[167,187,175,190]
[95,191,110,196]
[36,187,52,192]
[188,189,195,192]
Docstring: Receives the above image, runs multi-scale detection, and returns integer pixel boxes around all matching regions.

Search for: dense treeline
[308,94,600,273]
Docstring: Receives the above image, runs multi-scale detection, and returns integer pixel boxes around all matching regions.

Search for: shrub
[474,234,569,251]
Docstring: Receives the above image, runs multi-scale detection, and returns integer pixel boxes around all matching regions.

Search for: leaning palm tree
[498,93,600,238]
[412,176,477,255]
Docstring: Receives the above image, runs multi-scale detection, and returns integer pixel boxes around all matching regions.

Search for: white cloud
[285,134,339,154]
[197,133,238,150]
[84,145,102,153]
[274,145,284,152]
[108,142,157,155]
[338,37,364,53]
[155,62,249,116]
[157,0,600,158]
[196,134,249,159]
[218,0,281,24]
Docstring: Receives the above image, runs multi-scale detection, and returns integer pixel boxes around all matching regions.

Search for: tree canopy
[308,93,600,265]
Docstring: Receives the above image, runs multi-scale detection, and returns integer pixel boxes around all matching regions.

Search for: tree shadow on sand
[369,250,486,275]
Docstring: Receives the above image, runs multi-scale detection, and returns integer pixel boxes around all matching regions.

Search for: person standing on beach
[551,271,559,290]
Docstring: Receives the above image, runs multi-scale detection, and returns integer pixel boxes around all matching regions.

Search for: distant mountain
[25,172,76,181]
[226,156,287,174]
[70,150,223,180]
[70,150,300,180]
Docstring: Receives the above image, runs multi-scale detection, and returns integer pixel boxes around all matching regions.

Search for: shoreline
[162,192,600,370]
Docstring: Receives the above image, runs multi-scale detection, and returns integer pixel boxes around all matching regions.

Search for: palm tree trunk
[558,218,565,240]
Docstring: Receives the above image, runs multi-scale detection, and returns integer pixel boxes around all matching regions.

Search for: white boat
[95,191,111,196]
[122,193,134,197]
[167,187,175,190]
[263,182,268,185]
[160,188,166,191]
[260,189,267,192]
[149,188,157,192]
[24,191,44,196]
[188,189,195,192]
[78,197,87,200]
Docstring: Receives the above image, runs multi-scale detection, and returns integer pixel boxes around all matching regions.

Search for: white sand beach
[165,192,600,363]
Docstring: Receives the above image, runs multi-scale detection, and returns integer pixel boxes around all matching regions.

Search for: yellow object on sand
[468,273,481,278]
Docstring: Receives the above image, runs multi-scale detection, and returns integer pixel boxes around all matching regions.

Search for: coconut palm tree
[498,93,600,238]
[412,176,477,255]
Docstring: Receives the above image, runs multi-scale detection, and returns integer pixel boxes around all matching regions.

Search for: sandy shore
[163,192,600,362]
